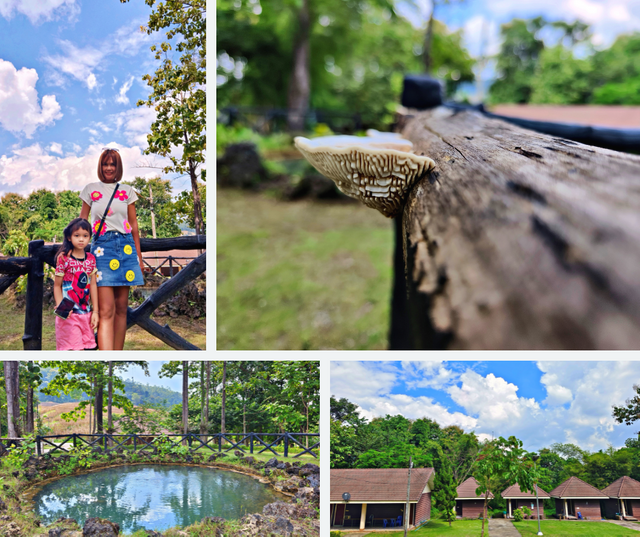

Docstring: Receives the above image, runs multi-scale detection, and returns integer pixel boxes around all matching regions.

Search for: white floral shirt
[80,182,138,235]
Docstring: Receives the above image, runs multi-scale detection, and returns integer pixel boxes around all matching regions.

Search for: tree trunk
[199,362,205,435]
[189,158,204,236]
[221,362,226,436]
[95,383,103,434]
[26,385,33,434]
[204,362,211,438]
[396,106,640,349]
[423,7,436,74]
[182,361,189,445]
[4,362,20,438]
[107,362,113,445]
[286,0,310,132]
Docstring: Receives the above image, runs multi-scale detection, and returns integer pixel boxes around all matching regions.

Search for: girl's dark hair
[55,218,92,264]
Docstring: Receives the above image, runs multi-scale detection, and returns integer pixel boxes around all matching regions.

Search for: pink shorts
[55,312,96,351]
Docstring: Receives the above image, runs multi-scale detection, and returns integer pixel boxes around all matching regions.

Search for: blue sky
[119,361,182,393]
[0,0,192,198]
[393,0,640,100]
[331,361,640,453]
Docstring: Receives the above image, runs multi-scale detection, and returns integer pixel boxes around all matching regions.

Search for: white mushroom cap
[294,135,435,218]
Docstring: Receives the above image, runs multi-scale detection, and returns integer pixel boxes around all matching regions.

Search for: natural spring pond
[32,464,285,532]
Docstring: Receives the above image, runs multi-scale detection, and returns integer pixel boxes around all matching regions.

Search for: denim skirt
[91,231,144,287]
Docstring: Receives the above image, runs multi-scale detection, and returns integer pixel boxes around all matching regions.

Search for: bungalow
[601,476,640,520]
[549,476,608,519]
[456,477,493,519]
[501,483,550,518]
[330,468,435,530]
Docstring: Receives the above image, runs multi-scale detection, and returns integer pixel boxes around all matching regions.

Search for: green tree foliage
[121,0,206,235]
[217,0,474,127]
[173,185,206,233]
[530,46,592,104]
[489,17,546,104]
[123,177,182,238]
[474,437,536,537]
[433,455,457,526]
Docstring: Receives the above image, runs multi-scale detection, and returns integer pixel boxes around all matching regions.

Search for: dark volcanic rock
[82,518,119,537]
[265,457,279,468]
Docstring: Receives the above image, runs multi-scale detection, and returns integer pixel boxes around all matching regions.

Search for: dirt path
[488,518,521,537]
[606,520,640,532]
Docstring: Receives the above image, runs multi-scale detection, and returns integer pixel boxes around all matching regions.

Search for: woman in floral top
[79,148,145,350]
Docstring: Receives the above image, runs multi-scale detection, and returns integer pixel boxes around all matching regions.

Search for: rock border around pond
[1,449,319,537]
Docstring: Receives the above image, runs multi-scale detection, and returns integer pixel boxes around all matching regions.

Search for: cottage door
[456,502,462,517]
[334,504,346,526]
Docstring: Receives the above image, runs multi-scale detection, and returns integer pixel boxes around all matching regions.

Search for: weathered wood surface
[396,106,640,349]
[0,257,31,276]
[37,235,206,267]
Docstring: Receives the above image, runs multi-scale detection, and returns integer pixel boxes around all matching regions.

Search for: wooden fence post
[23,240,45,350]
[250,433,254,455]
[284,434,289,457]
[36,436,41,457]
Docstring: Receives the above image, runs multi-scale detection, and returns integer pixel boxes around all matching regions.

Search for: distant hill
[38,370,182,408]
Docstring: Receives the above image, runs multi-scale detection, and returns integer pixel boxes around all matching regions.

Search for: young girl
[53,218,99,351]
[79,148,145,350]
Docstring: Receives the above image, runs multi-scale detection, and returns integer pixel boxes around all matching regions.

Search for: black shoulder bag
[93,183,120,240]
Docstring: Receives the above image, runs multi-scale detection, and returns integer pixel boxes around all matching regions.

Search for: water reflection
[33,464,284,532]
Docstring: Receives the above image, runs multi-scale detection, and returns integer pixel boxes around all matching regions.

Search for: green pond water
[33,464,285,532]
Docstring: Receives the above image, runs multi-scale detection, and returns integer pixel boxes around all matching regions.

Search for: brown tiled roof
[456,477,494,499]
[330,468,434,502]
[490,105,640,129]
[502,483,550,499]
[602,476,640,498]
[549,476,608,499]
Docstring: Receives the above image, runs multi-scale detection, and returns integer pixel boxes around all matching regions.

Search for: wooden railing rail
[30,432,319,458]
[0,235,206,351]
[390,106,640,349]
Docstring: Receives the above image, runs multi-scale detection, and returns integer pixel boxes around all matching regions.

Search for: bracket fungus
[294,134,435,218]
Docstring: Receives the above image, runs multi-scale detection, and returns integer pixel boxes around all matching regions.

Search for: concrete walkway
[488,518,522,537]
[606,520,640,532]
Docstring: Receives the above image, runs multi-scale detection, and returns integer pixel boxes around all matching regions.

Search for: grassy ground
[217,189,394,350]
[514,520,640,536]
[0,295,206,350]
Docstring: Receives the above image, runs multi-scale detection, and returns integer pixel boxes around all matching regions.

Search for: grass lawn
[514,520,640,536]
[217,189,394,350]
[356,519,486,536]
[0,295,206,350]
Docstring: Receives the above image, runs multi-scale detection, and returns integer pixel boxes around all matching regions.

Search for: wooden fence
[19,433,318,458]
[389,106,640,349]
[0,235,206,351]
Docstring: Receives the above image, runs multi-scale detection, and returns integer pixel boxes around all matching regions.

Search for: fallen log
[394,106,640,349]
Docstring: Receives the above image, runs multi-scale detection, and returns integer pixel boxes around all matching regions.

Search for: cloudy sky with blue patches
[395,0,640,98]
[331,361,640,453]
[0,0,191,198]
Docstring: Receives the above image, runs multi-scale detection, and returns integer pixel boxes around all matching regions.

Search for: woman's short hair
[97,149,123,183]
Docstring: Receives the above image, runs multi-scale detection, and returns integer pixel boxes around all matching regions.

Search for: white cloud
[0,59,62,137]
[115,76,135,105]
[332,361,640,453]
[109,106,157,148]
[43,40,104,91]
[47,142,62,154]
[0,0,78,24]
[0,143,156,196]
[42,22,152,94]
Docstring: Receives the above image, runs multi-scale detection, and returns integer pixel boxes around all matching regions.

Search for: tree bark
[107,362,113,440]
[286,0,310,132]
[4,362,20,438]
[182,361,189,444]
[423,7,436,74]
[396,106,640,349]
[189,158,204,236]
[95,383,103,434]
[221,362,227,436]
[204,361,211,438]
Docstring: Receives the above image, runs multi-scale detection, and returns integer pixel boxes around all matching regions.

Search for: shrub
[513,508,524,522]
